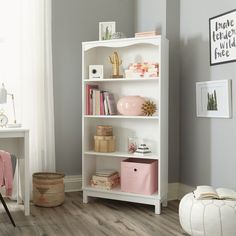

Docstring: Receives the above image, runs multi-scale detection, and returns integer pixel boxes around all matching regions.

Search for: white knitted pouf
[179,193,236,236]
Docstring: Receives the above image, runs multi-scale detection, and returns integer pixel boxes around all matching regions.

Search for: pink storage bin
[121,158,158,195]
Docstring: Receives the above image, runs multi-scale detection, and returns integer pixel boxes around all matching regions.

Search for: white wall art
[99,22,116,40]
[196,80,232,118]
[209,9,236,65]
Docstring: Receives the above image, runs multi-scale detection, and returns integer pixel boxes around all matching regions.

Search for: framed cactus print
[99,22,116,40]
[196,80,232,118]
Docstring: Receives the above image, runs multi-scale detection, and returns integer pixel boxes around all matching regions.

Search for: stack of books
[135,31,160,38]
[90,170,120,190]
[86,84,117,115]
[125,63,159,78]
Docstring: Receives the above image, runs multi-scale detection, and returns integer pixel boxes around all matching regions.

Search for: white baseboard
[64,175,194,200]
[178,183,194,199]
[168,182,180,200]
[64,175,82,192]
[168,182,194,200]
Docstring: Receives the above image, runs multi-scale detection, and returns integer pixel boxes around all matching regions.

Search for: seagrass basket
[33,172,65,207]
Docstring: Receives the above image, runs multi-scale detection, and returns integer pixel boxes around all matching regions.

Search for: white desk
[0,128,30,216]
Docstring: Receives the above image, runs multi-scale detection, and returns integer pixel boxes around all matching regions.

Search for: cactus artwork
[109,51,123,78]
[207,90,218,111]
[103,26,112,40]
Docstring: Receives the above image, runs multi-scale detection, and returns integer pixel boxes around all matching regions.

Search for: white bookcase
[82,36,169,214]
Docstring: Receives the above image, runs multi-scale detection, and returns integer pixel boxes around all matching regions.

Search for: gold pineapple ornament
[109,51,123,78]
[142,100,157,116]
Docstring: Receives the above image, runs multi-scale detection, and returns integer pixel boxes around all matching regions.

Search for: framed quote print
[209,9,236,66]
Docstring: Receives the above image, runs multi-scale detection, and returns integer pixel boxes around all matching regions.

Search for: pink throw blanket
[0,150,13,196]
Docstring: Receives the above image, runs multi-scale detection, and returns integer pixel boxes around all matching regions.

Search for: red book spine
[86,85,98,115]
[86,84,90,115]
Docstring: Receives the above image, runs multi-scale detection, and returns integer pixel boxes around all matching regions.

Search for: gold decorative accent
[109,52,123,78]
[141,100,157,116]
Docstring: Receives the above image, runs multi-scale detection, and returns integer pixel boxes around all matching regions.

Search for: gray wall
[180,0,236,189]
[135,0,167,35]
[52,0,135,175]
[53,0,236,189]
[135,0,181,183]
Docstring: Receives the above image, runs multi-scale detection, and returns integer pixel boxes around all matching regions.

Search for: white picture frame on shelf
[99,22,116,40]
[196,80,232,118]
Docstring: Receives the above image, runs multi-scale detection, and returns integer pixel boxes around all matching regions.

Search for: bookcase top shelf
[82,36,167,51]
[84,151,159,160]
[83,77,159,83]
[83,115,159,120]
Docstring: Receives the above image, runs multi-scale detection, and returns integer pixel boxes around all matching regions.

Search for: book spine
[104,92,110,115]
[91,178,120,190]
[92,173,119,182]
[107,93,117,115]
[100,92,105,115]
[87,85,99,115]
[86,84,90,115]
[92,89,96,115]
[90,89,93,115]
[104,98,108,115]
[92,178,119,186]
[95,90,100,115]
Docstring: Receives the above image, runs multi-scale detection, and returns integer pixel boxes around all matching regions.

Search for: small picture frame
[196,80,232,118]
[99,22,116,40]
[209,9,236,65]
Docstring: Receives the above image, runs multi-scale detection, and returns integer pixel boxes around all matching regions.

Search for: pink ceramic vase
[117,96,145,116]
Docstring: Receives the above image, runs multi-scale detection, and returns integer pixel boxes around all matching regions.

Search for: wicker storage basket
[33,172,65,207]
[94,135,115,152]
[96,125,113,136]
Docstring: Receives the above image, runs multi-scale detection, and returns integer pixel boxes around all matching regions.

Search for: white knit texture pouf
[179,193,236,236]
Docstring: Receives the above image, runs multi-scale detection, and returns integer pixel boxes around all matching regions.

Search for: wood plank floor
[0,192,187,236]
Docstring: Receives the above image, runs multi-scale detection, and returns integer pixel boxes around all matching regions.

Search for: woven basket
[33,172,65,207]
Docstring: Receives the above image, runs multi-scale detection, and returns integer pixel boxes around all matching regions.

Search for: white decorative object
[82,36,169,214]
[0,83,21,127]
[196,80,232,118]
[179,192,236,236]
[89,65,104,79]
[111,32,126,39]
[209,9,236,66]
[134,143,151,155]
[0,111,8,127]
[99,22,116,40]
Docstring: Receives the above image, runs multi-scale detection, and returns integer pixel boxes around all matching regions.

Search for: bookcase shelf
[83,186,160,201]
[82,36,169,215]
[83,115,159,120]
[83,77,159,83]
[84,150,159,160]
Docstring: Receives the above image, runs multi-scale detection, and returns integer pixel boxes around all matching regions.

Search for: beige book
[92,173,119,182]
[194,185,236,200]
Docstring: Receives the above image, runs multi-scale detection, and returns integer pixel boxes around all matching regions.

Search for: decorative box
[96,125,113,136]
[121,158,158,195]
[94,135,115,152]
